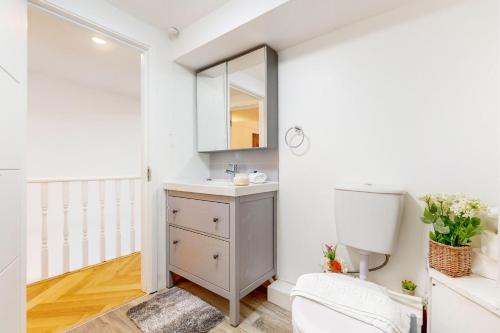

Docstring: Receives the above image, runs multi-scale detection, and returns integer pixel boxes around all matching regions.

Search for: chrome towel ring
[285,126,305,148]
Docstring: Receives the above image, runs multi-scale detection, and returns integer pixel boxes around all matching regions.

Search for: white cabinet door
[0,170,22,333]
[0,70,24,169]
[431,280,500,332]
[0,258,21,333]
[197,63,228,152]
[0,170,21,271]
[0,0,26,83]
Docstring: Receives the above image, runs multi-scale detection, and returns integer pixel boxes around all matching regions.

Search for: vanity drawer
[169,226,229,291]
[168,196,230,238]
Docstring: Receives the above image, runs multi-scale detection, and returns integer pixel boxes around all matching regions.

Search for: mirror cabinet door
[227,48,266,150]
[197,63,227,152]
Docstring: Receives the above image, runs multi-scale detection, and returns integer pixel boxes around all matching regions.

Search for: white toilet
[292,184,408,333]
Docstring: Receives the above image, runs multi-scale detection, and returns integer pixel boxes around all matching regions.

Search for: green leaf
[434,218,450,234]
[471,217,481,227]
[421,209,436,224]
[429,203,438,214]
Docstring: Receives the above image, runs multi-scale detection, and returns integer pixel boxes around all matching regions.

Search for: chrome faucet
[225,163,238,176]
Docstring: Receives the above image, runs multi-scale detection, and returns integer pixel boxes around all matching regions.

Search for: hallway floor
[27,253,144,333]
[69,277,292,333]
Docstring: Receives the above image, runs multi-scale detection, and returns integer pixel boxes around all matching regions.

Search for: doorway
[26,5,147,332]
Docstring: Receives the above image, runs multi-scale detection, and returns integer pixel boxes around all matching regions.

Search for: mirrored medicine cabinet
[196,46,278,152]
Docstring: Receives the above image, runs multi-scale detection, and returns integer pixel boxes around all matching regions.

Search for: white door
[0,170,22,333]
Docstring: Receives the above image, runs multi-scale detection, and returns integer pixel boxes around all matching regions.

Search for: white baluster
[62,182,70,273]
[129,179,136,253]
[115,180,121,257]
[81,181,88,266]
[99,180,106,262]
[41,183,49,279]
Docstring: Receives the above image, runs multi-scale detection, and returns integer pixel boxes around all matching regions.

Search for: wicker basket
[428,240,471,277]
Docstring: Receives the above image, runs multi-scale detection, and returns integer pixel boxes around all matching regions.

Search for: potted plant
[322,244,347,273]
[419,193,487,277]
[401,280,417,296]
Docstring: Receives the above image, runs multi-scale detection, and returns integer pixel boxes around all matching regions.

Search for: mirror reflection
[229,87,263,149]
[228,48,266,150]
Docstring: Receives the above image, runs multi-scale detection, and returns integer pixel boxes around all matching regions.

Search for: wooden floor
[27,253,144,333]
[69,277,293,333]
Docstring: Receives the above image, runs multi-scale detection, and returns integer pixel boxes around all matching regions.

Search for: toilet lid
[292,296,382,333]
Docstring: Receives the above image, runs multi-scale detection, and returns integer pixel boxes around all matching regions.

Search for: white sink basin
[164,179,279,197]
[205,178,234,184]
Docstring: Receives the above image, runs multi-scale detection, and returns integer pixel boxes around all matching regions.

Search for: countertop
[164,179,279,197]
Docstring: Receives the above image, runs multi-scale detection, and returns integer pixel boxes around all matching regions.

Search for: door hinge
[147,166,152,182]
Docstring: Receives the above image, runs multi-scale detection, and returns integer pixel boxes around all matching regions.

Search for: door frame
[27,0,156,293]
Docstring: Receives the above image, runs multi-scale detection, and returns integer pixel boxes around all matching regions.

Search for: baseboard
[267,279,294,311]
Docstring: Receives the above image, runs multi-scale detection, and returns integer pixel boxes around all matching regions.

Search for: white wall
[26,72,142,283]
[27,72,141,177]
[208,149,279,181]
[278,0,498,294]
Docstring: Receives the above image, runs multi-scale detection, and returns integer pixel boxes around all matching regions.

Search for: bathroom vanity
[164,180,278,326]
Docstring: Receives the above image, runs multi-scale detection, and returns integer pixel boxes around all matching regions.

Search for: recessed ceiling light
[91,37,107,45]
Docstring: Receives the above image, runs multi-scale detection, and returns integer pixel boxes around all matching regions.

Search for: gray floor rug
[126,287,225,333]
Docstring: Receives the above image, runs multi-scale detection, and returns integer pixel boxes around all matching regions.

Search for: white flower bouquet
[419,193,487,246]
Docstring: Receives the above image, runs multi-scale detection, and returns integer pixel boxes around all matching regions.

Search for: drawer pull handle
[213,254,219,260]
[173,240,179,245]
[212,217,219,223]
[172,209,179,214]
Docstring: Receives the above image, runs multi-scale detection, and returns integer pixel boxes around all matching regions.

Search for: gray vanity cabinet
[166,190,277,326]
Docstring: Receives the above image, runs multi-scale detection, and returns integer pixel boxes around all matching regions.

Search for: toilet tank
[334,184,405,255]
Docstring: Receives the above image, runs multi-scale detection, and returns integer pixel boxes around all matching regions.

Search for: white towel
[480,208,498,233]
[291,273,410,333]
[472,248,498,280]
[248,172,267,184]
[480,230,498,261]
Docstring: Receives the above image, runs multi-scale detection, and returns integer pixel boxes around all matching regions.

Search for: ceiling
[28,6,141,98]
[105,0,231,30]
[173,0,414,69]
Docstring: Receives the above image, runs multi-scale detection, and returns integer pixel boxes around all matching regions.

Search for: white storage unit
[0,258,22,333]
[0,0,27,82]
[0,171,22,269]
[0,1,26,332]
[0,68,24,169]
[429,269,500,332]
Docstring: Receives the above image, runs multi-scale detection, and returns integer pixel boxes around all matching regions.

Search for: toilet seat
[292,296,381,333]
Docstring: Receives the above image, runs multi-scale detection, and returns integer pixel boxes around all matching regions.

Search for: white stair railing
[62,182,70,273]
[129,179,136,253]
[115,179,122,257]
[81,181,89,267]
[27,176,141,282]
[40,183,49,279]
[99,180,106,263]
